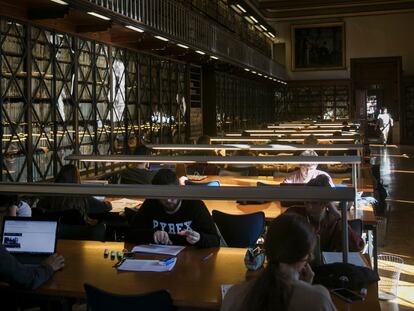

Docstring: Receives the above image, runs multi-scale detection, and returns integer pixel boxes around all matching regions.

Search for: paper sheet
[221,284,234,300]
[132,244,186,256]
[117,258,177,272]
[110,198,143,213]
[322,252,368,268]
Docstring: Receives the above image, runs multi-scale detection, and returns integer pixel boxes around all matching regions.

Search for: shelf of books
[0,16,190,181]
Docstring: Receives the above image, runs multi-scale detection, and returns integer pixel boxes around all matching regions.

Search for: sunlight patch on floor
[379,254,414,310]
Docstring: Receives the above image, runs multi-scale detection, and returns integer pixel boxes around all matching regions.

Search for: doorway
[351,57,402,143]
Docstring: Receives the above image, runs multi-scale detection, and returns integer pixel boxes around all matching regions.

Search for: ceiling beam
[248,0,414,20]
[76,23,112,33]
[256,0,388,10]
[28,7,69,20]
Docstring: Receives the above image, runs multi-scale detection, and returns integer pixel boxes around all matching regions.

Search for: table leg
[373,226,378,272]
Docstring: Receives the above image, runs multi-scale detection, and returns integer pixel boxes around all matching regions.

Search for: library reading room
[1,0,414,310]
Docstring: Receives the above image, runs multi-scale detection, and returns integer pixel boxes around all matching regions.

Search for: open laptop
[1,217,58,265]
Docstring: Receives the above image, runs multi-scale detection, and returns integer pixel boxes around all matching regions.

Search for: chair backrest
[58,223,106,241]
[185,180,220,187]
[348,219,363,238]
[212,210,265,247]
[84,284,173,311]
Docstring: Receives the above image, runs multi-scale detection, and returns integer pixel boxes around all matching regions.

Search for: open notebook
[132,244,185,256]
[117,258,177,272]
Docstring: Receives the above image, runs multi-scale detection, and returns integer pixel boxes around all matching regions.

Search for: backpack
[313,263,380,291]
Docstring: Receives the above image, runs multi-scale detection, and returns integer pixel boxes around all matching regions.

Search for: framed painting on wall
[292,22,345,71]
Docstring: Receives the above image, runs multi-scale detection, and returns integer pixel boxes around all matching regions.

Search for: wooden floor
[372,145,414,311]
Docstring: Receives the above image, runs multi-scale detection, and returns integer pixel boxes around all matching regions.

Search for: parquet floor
[371,145,414,310]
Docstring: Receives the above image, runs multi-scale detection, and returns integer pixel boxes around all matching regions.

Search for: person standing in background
[377,108,393,146]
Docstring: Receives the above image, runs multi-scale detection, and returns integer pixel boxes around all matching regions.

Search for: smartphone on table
[331,288,365,303]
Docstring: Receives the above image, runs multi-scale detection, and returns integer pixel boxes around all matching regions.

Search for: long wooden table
[193,175,376,225]
[198,173,374,193]
[29,240,379,310]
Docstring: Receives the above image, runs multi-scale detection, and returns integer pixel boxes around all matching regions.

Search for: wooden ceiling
[248,0,414,21]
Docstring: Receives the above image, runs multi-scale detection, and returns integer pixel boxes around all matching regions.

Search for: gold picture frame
[292,22,346,71]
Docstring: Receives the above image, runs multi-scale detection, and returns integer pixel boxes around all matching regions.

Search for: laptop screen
[2,218,58,254]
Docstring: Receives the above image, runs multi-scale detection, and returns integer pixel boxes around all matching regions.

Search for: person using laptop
[286,175,364,252]
[283,150,335,187]
[0,245,64,289]
[127,169,220,248]
[119,144,158,184]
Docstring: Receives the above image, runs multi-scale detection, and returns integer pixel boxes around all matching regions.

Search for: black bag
[374,181,388,215]
[313,263,379,291]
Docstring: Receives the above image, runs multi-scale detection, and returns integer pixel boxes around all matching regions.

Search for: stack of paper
[117,258,177,272]
[110,198,143,213]
[322,252,368,268]
[221,284,234,300]
[132,244,185,256]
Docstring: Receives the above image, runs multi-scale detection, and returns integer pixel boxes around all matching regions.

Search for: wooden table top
[199,173,374,193]
[197,176,376,225]
[32,240,379,310]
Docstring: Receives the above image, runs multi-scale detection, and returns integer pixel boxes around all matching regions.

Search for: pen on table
[202,253,214,262]
[113,258,125,268]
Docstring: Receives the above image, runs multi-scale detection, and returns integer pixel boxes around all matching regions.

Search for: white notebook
[322,252,368,268]
[221,284,234,300]
[132,244,186,256]
[117,258,177,272]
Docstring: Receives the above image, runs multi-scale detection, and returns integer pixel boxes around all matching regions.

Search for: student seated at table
[37,164,111,224]
[0,245,64,290]
[286,175,365,252]
[221,150,257,176]
[283,150,335,187]
[0,195,32,218]
[221,213,336,311]
[119,144,158,184]
[304,134,318,145]
[186,135,220,175]
[127,169,220,248]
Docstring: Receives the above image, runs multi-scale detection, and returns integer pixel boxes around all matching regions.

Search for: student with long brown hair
[37,164,111,224]
[221,213,336,311]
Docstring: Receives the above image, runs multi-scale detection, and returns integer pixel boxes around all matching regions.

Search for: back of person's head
[307,174,330,187]
[48,164,88,223]
[244,214,315,311]
[300,149,318,157]
[304,134,318,145]
[265,213,315,266]
[55,164,80,184]
[134,144,150,156]
[196,135,211,145]
[152,169,178,185]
